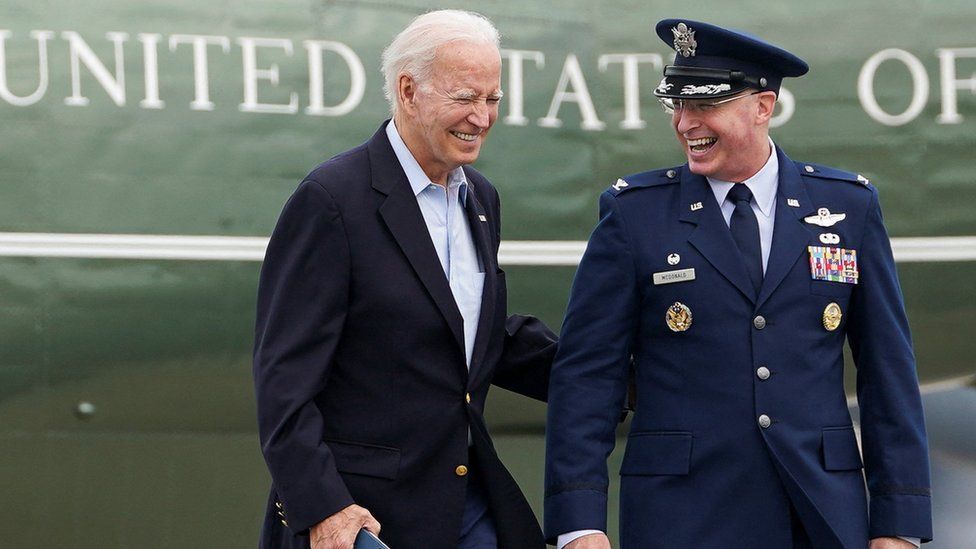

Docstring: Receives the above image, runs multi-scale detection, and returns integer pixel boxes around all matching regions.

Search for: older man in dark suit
[253,10,555,549]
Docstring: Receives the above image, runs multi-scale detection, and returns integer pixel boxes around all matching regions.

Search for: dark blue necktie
[727,184,763,295]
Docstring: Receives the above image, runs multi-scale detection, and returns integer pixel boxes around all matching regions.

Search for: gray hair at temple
[381,9,501,115]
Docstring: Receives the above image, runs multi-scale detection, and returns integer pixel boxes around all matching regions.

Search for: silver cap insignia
[672,23,697,58]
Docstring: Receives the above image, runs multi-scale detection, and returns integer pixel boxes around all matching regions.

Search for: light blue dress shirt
[707,139,779,274]
[386,121,484,368]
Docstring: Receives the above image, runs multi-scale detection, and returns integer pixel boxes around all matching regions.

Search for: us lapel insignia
[690,201,703,211]
[808,246,858,284]
[787,198,800,208]
[478,215,487,222]
[666,302,693,332]
[804,207,846,227]
[823,302,843,331]
[819,232,840,245]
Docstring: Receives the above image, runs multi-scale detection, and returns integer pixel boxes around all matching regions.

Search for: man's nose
[673,109,699,133]
[468,102,491,128]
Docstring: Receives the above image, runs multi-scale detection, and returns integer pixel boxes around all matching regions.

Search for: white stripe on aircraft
[1,233,976,264]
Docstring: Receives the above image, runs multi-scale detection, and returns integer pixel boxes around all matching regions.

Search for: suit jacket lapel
[461,178,497,383]
[680,168,757,303]
[368,122,466,359]
[757,148,817,309]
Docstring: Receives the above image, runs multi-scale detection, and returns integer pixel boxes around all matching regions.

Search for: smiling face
[671,90,777,182]
[394,41,502,185]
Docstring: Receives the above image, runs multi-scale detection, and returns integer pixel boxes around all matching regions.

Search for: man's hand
[309,504,381,549]
[565,532,612,549]
[869,537,916,549]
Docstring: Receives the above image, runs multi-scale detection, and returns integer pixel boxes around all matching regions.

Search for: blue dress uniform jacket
[544,146,932,547]
[254,122,555,549]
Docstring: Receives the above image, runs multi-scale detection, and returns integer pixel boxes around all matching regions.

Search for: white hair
[381,9,501,115]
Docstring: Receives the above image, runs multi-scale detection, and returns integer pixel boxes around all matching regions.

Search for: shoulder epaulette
[794,161,872,187]
[608,166,682,196]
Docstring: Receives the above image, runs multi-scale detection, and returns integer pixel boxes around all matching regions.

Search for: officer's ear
[755,91,777,125]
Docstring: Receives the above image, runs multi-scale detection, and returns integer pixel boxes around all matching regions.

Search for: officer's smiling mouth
[687,137,717,153]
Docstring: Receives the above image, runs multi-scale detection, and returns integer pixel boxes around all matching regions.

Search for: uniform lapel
[368,123,466,359]
[756,148,816,309]
[680,168,757,303]
[461,177,496,384]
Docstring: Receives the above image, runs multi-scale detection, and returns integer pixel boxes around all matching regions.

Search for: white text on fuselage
[0,30,973,129]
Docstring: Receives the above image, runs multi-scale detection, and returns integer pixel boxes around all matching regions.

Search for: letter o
[770,86,795,128]
[858,48,929,126]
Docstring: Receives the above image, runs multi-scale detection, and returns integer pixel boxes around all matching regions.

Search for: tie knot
[727,184,754,205]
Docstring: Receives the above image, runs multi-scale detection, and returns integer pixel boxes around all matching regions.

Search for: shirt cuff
[557,530,604,549]
[899,536,921,547]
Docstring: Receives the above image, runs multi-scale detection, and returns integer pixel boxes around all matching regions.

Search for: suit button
[758,414,772,429]
[455,465,468,477]
[753,315,767,329]
[756,366,770,380]
[465,393,471,404]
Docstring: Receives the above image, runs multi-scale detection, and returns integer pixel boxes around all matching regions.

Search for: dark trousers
[457,451,498,549]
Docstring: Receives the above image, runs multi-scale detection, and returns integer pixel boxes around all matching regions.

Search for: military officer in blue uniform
[544,19,932,549]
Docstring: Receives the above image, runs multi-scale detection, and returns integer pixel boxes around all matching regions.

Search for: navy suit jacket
[254,122,555,549]
[544,147,932,548]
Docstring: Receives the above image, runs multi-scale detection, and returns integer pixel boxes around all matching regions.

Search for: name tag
[653,268,696,285]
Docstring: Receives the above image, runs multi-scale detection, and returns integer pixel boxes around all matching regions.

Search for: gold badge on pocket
[666,302,693,332]
[823,302,842,331]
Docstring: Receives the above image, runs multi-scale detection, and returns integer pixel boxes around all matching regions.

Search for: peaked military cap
[653,18,808,100]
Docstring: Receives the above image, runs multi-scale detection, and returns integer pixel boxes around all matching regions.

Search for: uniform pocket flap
[821,426,863,471]
[619,432,693,476]
[326,439,401,480]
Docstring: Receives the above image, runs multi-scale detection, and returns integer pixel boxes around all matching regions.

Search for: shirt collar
[386,119,468,205]
[707,137,779,217]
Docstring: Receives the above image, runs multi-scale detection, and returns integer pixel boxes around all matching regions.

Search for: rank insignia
[808,246,858,284]
[666,301,693,332]
[804,207,846,227]
[823,302,843,331]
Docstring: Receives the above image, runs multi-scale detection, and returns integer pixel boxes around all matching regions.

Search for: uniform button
[805,165,815,173]
[277,510,285,518]
[465,393,471,404]
[275,501,282,509]
[756,366,770,380]
[281,520,288,527]
[666,169,677,179]
[758,414,772,429]
[455,465,468,477]
[753,315,766,329]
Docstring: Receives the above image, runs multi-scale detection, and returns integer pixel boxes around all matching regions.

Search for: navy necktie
[727,184,763,295]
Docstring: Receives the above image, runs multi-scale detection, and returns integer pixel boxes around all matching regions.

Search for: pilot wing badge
[804,207,846,227]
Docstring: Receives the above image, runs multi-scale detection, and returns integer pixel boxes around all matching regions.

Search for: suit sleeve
[253,179,355,533]
[484,183,559,402]
[544,191,639,542]
[847,188,933,542]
